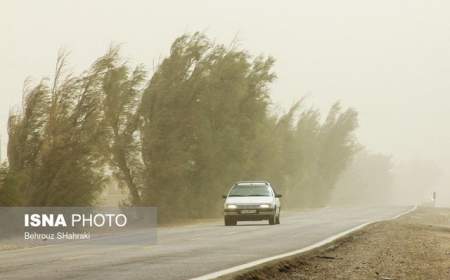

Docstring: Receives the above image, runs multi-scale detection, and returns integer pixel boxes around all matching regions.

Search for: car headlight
[226,204,237,209]
[259,204,272,209]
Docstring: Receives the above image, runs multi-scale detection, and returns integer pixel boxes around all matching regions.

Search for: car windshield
[228,184,271,197]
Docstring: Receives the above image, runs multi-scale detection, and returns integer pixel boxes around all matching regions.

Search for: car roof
[235,181,271,186]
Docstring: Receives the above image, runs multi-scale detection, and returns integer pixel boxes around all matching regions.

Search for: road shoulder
[223,207,450,280]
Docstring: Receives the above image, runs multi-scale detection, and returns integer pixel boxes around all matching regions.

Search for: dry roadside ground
[228,207,450,280]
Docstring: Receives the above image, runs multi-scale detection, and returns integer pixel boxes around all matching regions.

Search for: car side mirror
[222,195,227,199]
[275,194,282,198]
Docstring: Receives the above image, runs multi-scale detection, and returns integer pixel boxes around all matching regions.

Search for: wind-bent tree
[140,33,276,219]
[95,47,146,205]
[314,103,359,205]
[6,52,108,206]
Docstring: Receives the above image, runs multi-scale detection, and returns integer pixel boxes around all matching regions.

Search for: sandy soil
[230,207,450,280]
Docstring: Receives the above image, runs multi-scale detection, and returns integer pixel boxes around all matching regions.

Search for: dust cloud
[1,0,449,209]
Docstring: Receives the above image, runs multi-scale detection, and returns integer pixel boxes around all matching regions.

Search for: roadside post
[432,192,436,207]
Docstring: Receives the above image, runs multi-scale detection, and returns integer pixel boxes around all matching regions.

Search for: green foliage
[1,33,360,219]
[250,101,359,208]
[0,163,22,206]
[139,33,359,220]
[95,46,147,205]
[6,52,108,206]
[140,33,277,220]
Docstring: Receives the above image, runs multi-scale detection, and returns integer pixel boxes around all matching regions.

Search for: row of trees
[0,33,359,221]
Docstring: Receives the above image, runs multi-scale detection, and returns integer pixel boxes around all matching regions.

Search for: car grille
[236,204,259,209]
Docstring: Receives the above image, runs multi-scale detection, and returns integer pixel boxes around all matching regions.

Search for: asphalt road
[0,206,412,280]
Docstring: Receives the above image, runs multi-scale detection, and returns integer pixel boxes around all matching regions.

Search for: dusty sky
[1,0,450,170]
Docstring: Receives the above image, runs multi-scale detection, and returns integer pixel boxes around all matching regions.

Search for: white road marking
[189,205,417,280]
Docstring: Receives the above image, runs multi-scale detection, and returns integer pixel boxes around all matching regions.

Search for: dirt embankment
[229,207,450,280]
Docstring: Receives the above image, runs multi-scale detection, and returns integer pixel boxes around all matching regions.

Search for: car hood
[225,196,274,205]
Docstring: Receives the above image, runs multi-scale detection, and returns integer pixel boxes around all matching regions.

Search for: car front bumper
[224,208,276,221]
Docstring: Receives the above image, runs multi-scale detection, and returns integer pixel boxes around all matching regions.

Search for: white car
[223,181,281,226]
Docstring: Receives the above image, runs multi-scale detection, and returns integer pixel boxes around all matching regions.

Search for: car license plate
[241,210,257,214]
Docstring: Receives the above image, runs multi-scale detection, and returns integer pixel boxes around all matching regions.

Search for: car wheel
[225,217,237,226]
[276,208,281,224]
[269,215,276,225]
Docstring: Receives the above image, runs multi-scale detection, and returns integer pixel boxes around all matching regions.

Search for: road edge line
[189,205,417,280]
